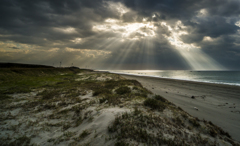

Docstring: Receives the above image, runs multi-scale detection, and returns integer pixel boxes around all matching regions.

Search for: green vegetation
[0,94,12,101]
[154,95,167,103]
[100,94,120,105]
[0,66,237,146]
[38,89,61,100]
[144,98,166,111]
[79,130,91,139]
[93,88,111,96]
[8,136,31,146]
[189,118,200,127]
[115,86,131,95]
[132,86,151,98]
[115,141,129,146]
[174,116,184,126]
[108,112,180,145]
[0,68,83,95]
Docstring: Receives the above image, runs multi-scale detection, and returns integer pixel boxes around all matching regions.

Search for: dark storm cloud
[9,47,19,49]
[0,0,118,47]
[120,0,240,69]
[0,0,240,69]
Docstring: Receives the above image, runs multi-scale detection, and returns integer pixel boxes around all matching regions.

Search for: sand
[121,74,240,141]
[1,70,239,145]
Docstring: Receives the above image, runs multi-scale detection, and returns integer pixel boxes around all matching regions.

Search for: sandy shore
[120,74,240,141]
[1,68,239,145]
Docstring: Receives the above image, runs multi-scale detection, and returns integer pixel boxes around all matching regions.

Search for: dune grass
[0,67,237,146]
[0,68,83,94]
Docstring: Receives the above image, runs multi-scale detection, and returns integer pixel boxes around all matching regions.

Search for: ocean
[102,70,240,86]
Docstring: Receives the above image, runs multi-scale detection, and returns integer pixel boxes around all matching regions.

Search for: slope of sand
[1,69,239,145]
[121,74,240,141]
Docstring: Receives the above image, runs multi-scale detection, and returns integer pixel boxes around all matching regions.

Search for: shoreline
[118,73,240,141]
[1,68,239,145]
[106,71,240,87]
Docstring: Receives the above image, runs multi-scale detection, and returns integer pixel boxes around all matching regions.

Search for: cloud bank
[0,0,240,70]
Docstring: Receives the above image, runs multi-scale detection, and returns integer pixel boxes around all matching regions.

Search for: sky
[0,0,240,70]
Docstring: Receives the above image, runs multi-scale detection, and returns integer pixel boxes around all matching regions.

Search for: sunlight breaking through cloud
[93,21,157,40]
[1,0,239,69]
[54,27,77,34]
[161,21,225,70]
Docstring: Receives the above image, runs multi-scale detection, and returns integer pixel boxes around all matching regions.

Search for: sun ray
[113,41,136,69]
[161,21,225,70]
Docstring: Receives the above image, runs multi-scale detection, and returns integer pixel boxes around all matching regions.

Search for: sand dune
[121,74,240,141]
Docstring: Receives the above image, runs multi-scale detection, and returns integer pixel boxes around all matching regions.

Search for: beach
[1,68,240,145]
[121,74,240,141]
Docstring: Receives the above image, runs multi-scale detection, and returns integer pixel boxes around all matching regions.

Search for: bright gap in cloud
[93,20,157,40]
[162,21,225,70]
[54,27,77,34]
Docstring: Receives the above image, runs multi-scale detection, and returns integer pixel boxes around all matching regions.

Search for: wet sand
[121,74,240,141]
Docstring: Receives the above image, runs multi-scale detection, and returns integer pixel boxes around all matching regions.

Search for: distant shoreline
[111,71,240,88]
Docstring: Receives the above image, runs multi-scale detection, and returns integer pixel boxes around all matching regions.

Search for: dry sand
[121,74,240,141]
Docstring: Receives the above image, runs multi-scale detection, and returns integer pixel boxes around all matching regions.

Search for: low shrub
[174,117,184,126]
[134,93,147,98]
[144,98,166,111]
[79,130,91,138]
[99,98,107,103]
[154,95,167,103]
[3,86,31,94]
[209,128,217,137]
[189,118,200,127]
[133,107,142,115]
[104,80,143,89]
[99,94,120,105]
[93,88,111,96]
[115,86,131,95]
[133,86,138,90]
[106,94,120,105]
[115,141,129,146]
[38,89,60,100]
[8,136,31,146]
[0,94,12,101]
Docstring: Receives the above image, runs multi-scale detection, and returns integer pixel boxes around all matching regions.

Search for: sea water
[102,70,240,86]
